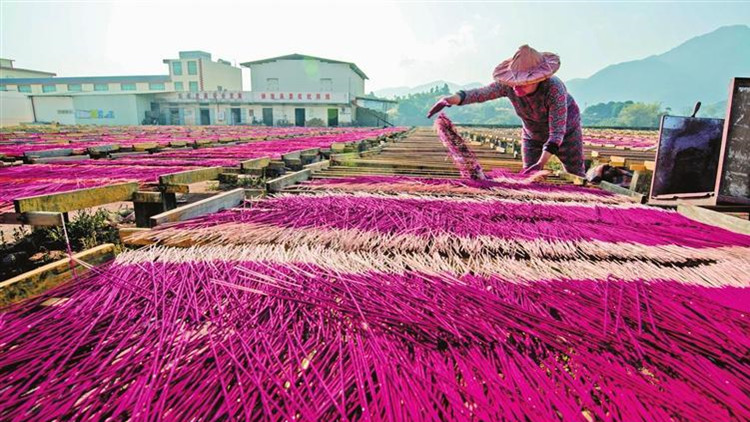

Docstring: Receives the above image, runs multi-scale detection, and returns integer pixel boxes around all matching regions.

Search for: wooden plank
[266,169,312,192]
[330,152,361,163]
[244,188,265,198]
[23,148,73,158]
[14,182,139,213]
[169,140,187,147]
[0,211,64,226]
[299,148,321,155]
[677,205,750,235]
[303,160,330,172]
[0,243,116,306]
[599,181,646,203]
[281,150,302,160]
[560,172,586,186]
[119,227,153,245]
[109,151,146,158]
[161,184,191,194]
[219,173,260,185]
[240,157,270,171]
[133,142,159,151]
[149,188,245,227]
[629,170,652,194]
[159,167,224,186]
[87,144,120,154]
[132,191,164,203]
[30,155,92,164]
[360,147,383,157]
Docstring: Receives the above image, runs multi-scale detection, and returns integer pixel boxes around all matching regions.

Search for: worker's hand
[520,162,544,175]
[427,95,461,118]
[521,151,553,175]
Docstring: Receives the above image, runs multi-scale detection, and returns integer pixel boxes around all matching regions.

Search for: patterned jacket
[460,76,581,153]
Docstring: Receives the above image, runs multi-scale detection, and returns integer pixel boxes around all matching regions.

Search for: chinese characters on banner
[76,109,115,119]
[175,92,334,102]
[259,93,332,101]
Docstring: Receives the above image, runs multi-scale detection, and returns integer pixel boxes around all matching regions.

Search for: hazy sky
[2,1,749,91]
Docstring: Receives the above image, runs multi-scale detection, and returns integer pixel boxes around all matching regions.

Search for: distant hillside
[374,80,482,99]
[566,25,750,110]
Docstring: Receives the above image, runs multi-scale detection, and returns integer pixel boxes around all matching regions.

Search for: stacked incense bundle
[0,164,190,211]
[0,258,747,421]
[2,133,749,419]
[298,175,621,203]
[434,113,486,180]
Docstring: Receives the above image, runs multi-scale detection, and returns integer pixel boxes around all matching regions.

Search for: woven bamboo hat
[492,45,560,86]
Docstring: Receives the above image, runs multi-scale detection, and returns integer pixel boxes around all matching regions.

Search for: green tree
[581,101,633,126]
[617,102,664,127]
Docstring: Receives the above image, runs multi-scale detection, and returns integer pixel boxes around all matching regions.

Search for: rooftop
[240,53,368,80]
[178,51,212,60]
[0,75,171,85]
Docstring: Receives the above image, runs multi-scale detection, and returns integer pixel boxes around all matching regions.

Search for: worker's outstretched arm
[428,81,512,118]
[459,81,512,106]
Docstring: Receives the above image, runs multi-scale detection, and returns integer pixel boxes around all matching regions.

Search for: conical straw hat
[492,45,560,86]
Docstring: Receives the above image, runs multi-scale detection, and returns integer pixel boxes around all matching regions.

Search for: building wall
[72,94,152,125]
[166,59,202,93]
[249,60,365,97]
[242,104,352,126]
[165,58,241,92]
[1,81,173,95]
[134,95,154,124]
[0,91,35,126]
[0,68,55,79]
[31,94,155,126]
[32,96,76,125]
[201,60,242,91]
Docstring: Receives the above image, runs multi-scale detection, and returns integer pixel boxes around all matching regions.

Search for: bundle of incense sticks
[434,113,486,180]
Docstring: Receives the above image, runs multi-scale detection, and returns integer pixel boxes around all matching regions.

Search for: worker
[427,45,585,176]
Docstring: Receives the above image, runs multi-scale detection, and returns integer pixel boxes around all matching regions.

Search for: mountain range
[375,25,750,112]
[373,81,482,99]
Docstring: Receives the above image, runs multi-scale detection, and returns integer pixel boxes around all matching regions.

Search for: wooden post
[677,205,750,235]
[599,181,646,203]
[14,182,139,213]
[0,244,116,306]
[629,170,653,195]
[266,169,312,192]
[149,188,245,227]
[0,211,64,226]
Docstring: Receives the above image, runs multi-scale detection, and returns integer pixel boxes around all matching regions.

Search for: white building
[154,54,395,126]
[0,58,56,79]
[163,51,242,93]
[0,52,394,127]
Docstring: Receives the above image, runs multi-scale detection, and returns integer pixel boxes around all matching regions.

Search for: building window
[172,61,182,75]
[189,81,199,92]
[18,85,31,93]
[266,78,279,91]
[149,83,165,90]
[320,78,332,92]
[217,85,223,91]
[121,83,136,91]
[187,61,197,75]
[42,85,56,93]
[174,82,183,91]
[94,83,109,91]
[68,84,82,92]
